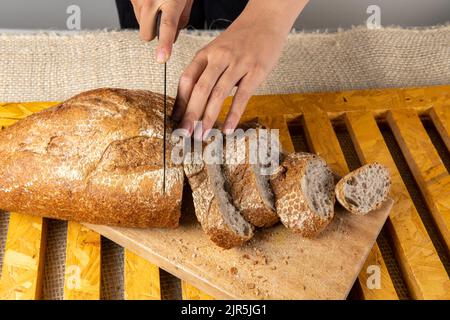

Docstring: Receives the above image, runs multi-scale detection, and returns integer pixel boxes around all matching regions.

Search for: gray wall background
[0,0,449,31]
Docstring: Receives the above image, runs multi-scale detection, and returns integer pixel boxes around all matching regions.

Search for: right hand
[131,0,193,63]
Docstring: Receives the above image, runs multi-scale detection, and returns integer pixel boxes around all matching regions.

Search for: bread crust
[335,162,391,215]
[184,159,254,249]
[0,88,183,228]
[224,163,279,228]
[270,153,335,237]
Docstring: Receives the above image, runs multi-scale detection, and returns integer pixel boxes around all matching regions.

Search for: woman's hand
[131,0,193,63]
[173,0,309,139]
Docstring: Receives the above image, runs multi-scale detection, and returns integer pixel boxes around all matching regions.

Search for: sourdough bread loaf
[335,163,391,215]
[0,88,184,228]
[270,153,335,237]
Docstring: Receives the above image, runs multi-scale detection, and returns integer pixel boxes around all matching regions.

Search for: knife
[156,11,167,193]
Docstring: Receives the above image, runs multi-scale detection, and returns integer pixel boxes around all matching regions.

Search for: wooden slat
[387,110,450,250]
[429,105,450,151]
[0,102,58,119]
[0,213,47,299]
[345,111,450,299]
[220,85,450,120]
[358,243,398,300]
[0,118,20,128]
[124,250,161,300]
[63,222,101,300]
[257,114,295,153]
[181,281,214,300]
[302,107,398,300]
[301,108,349,177]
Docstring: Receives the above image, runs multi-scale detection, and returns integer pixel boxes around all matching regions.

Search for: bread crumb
[230,267,238,275]
[270,266,277,270]
[242,254,250,259]
[246,283,255,289]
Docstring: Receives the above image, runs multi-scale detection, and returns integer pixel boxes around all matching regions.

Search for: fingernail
[156,48,167,64]
[223,127,234,135]
[179,119,193,136]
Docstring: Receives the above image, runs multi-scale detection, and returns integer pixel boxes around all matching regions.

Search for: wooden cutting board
[84,93,395,300]
[87,194,393,300]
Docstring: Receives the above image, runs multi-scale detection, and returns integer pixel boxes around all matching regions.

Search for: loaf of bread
[0,88,184,228]
[270,153,335,237]
[335,163,391,215]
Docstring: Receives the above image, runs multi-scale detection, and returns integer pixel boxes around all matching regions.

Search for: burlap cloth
[0,26,449,299]
[0,26,449,101]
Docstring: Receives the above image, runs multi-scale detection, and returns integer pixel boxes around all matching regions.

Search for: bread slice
[184,152,254,249]
[335,163,391,215]
[223,129,279,228]
[270,153,335,237]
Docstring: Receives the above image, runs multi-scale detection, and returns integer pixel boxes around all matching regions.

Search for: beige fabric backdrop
[0,26,449,102]
[0,26,449,299]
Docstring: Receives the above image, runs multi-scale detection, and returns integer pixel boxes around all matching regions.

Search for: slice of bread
[223,129,280,228]
[335,163,391,215]
[270,153,335,237]
[184,152,254,249]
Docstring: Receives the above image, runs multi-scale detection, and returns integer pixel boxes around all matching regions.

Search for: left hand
[172,7,292,140]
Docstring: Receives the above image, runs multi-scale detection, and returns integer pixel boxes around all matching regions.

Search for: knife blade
[156,11,167,193]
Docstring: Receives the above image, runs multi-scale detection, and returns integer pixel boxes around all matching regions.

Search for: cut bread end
[336,162,391,215]
[271,153,335,237]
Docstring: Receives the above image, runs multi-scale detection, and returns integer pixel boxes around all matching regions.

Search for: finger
[139,2,158,41]
[174,0,192,42]
[156,2,184,63]
[179,0,193,29]
[130,0,142,24]
[172,54,207,122]
[201,66,247,140]
[179,60,229,138]
[223,71,265,134]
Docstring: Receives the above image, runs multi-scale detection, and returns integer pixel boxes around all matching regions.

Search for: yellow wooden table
[0,84,449,300]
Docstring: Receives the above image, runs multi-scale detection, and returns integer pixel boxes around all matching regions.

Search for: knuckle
[209,46,232,61]
[194,49,207,60]
[235,89,251,103]
[253,63,268,75]
[184,110,200,121]
[179,72,194,86]
[194,81,210,94]
[161,17,177,29]
[210,86,227,100]
[142,0,155,7]
[202,113,215,126]
[139,32,152,41]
